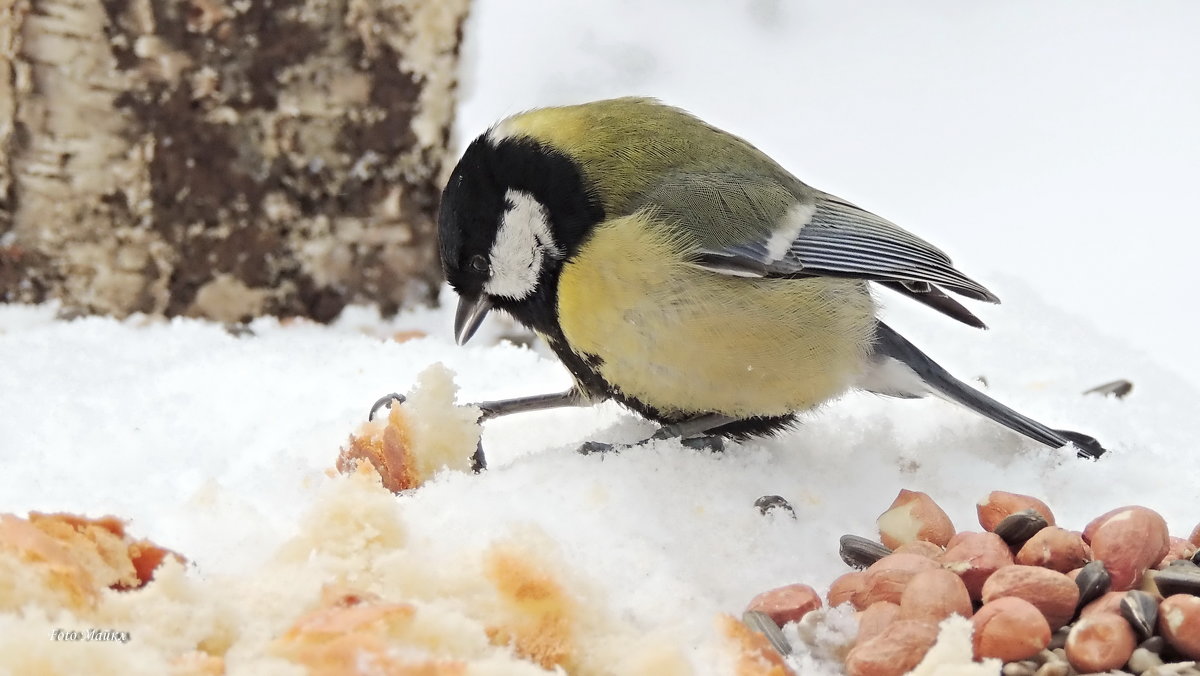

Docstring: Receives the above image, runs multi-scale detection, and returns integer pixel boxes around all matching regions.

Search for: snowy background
[459,0,1200,382]
[2,2,1199,674]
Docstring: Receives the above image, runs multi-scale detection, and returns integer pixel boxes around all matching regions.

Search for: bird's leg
[369,387,588,422]
[652,413,736,440]
[470,389,591,470]
[579,413,736,455]
[368,387,591,472]
[476,388,589,421]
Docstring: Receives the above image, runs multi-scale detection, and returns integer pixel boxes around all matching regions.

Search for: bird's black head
[438,133,604,344]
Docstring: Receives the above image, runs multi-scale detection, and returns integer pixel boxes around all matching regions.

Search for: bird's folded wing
[775,195,998,302]
[634,172,998,326]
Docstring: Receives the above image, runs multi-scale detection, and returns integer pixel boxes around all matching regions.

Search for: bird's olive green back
[495,98,810,249]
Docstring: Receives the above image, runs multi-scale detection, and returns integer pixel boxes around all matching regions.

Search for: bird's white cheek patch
[485,190,560,300]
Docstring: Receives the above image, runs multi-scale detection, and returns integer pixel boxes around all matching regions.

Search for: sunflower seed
[754,495,795,517]
[1083,379,1134,398]
[1121,590,1159,641]
[839,534,891,570]
[993,513,1051,549]
[1075,560,1112,609]
[1150,566,1200,597]
[1168,558,1199,570]
[1192,547,1200,566]
[995,509,1049,547]
[742,610,791,656]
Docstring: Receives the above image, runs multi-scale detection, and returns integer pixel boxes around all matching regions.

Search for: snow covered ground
[2,280,1198,672]
[2,3,1199,674]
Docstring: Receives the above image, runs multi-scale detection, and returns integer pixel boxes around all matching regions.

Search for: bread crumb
[0,512,181,612]
[338,363,481,491]
[0,447,753,675]
[483,541,576,670]
[907,614,1001,675]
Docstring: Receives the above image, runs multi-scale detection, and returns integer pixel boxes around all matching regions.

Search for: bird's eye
[469,255,489,273]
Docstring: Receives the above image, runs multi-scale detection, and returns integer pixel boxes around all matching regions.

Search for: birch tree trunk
[0,0,469,321]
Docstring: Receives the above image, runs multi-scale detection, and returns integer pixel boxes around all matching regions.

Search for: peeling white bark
[0,0,469,321]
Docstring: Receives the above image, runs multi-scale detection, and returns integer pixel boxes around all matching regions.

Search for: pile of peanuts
[746,490,1200,676]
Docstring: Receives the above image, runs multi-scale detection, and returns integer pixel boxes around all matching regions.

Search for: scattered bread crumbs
[0,512,181,612]
[0,463,743,675]
[271,586,463,675]
[340,406,420,492]
[483,541,577,670]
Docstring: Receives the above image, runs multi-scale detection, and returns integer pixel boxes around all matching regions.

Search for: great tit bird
[432,97,1105,459]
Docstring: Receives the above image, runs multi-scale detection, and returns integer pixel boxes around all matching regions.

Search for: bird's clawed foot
[470,439,487,473]
[367,392,486,472]
[576,414,734,455]
[575,432,725,456]
[680,435,725,453]
[368,393,406,421]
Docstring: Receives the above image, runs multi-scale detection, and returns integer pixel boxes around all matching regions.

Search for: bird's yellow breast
[556,212,878,419]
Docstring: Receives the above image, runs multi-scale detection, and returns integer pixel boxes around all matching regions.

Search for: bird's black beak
[454,293,492,345]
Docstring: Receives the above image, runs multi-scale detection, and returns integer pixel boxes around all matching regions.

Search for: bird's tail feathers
[866,322,1106,459]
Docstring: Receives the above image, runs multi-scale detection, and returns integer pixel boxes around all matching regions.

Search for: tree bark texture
[0,0,469,321]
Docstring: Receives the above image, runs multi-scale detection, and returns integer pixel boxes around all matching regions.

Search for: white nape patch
[486,118,520,144]
[857,355,930,398]
[484,189,561,300]
[764,201,816,262]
